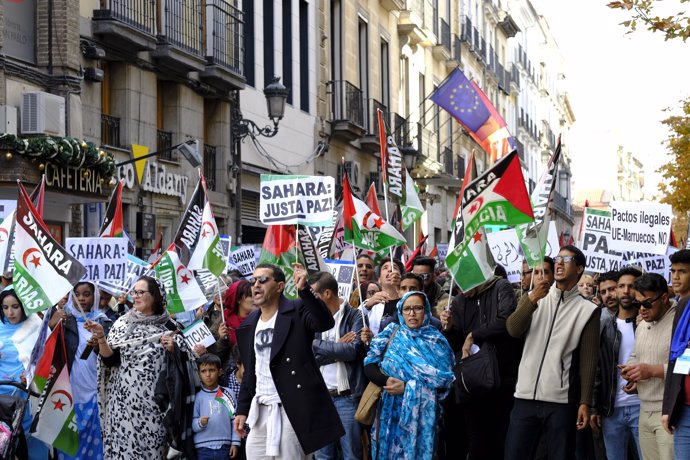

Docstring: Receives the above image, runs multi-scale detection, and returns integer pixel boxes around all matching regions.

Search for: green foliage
[658,98,690,212]
[0,133,116,177]
[607,1,690,41]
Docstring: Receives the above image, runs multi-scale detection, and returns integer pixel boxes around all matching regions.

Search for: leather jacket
[592,309,637,416]
[312,302,367,398]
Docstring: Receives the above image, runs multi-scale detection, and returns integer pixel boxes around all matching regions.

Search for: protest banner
[486,222,560,283]
[182,319,216,350]
[194,268,222,300]
[622,246,678,282]
[609,201,672,255]
[436,243,449,262]
[325,259,355,300]
[66,237,127,283]
[578,208,624,273]
[259,174,336,226]
[0,200,16,222]
[98,254,152,296]
[227,245,259,276]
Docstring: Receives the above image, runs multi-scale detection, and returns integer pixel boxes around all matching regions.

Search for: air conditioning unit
[21,91,65,136]
[0,106,18,135]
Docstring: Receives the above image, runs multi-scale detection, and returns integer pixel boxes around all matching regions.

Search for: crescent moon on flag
[201,221,216,237]
[52,389,74,408]
[176,265,187,275]
[0,228,7,243]
[22,248,41,267]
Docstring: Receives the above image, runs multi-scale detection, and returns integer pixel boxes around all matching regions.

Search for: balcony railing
[461,16,473,43]
[161,0,203,56]
[453,34,461,62]
[101,0,156,34]
[157,130,176,161]
[420,126,439,161]
[392,113,420,152]
[328,80,365,129]
[510,63,520,89]
[439,18,450,54]
[443,147,453,175]
[203,144,217,191]
[553,191,572,217]
[366,99,388,135]
[205,0,244,75]
[101,115,121,147]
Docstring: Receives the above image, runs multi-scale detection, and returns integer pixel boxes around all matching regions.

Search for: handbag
[454,343,501,403]
[354,326,399,425]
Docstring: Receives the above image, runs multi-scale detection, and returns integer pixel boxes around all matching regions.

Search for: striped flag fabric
[215,388,235,419]
[153,244,207,314]
[446,229,496,292]
[13,182,86,315]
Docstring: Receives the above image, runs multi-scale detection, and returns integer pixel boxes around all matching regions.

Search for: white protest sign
[577,208,624,273]
[66,237,127,282]
[325,259,355,300]
[228,245,258,276]
[609,202,672,255]
[0,200,16,222]
[622,246,678,282]
[182,319,216,350]
[259,174,335,226]
[98,254,152,296]
[486,222,560,283]
[436,243,449,262]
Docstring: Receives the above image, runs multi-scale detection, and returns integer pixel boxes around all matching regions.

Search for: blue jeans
[601,404,642,460]
[196,445,231,460]
[314,394,362,460]
[675,405,690,459]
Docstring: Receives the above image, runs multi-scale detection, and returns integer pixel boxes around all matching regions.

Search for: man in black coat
[233,263,345,458]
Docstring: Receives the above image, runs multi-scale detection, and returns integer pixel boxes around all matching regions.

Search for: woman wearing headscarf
[85,276,180,459]
[363,291,455,459]
[223,279,254,347]
[48,281,112,460]
[0,287,48,460]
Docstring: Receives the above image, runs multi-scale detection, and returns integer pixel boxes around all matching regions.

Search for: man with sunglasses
[233,263,345,459]
[411,256,448,309]
[505,245,600,460]
[590,266,643,460]
[618,273,675,460]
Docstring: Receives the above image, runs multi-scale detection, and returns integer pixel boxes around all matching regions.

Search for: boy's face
[199,363,221,389]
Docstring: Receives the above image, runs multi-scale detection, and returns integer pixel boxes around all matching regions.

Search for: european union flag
[430,68,491,133]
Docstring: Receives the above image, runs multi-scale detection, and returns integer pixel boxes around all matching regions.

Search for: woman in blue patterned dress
[363,291,455,460]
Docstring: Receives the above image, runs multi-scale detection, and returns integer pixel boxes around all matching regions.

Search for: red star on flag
[472,231,483,243]
[52,398,65,411]
[180,273,191,284]
[30,255,41,268]
[201,229,209,238]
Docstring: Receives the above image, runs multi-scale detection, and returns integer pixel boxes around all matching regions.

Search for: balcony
[327,80,366,141]
[101,114,121,148]
[446,33,462,69]
[157,130,176,161]
[398,0,435,46]
[380,0,405,12]
[360,99,388,153]
[497,63,507,93]
[392,114,419,154]
[552,190,573,220]
[461,16,473,46]
[200,0,245,91]
[510,63,520,94]
[203,144,217,191]
[92,0,157,52]
[442,146,453,176]
[498,14,520,38]
[433,18,451,61]
[152,0,206,72]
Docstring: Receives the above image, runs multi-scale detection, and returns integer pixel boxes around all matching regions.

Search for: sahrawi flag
[99,180,124,237]
[153,244,207,314]
[343,165,405,252]
[446,151,533,291]
[516,137,562,268]
[258,225,298,299]
[31,321,80,456]
[14,182,86,315]
[173,175,226,276]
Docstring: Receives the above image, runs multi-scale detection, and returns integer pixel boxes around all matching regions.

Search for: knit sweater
[192,386,241,449]
[627,302,676,412]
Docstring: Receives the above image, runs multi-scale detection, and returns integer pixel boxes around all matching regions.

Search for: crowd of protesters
[5,246,690,459]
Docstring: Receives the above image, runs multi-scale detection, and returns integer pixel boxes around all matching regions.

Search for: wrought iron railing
[439,18,450,54]
[157,130,175,161]
[453,34,461,62]
[99,0,157,35]
[327,80,365,129]
[443,147,453,175]
[367,99,388,135]
[101,115,121,147]
[161,0,203,56]
[203,144,217,191]
[204,0,244,75]
[461,16,472,43]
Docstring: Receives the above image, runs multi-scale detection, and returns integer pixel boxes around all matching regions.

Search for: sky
[532,0,689,203]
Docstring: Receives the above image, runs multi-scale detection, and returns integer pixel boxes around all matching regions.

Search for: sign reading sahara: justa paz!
[66,237,127,282]
[259,175,335,227]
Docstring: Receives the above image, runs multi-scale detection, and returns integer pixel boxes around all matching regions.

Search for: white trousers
[246,403,311,460]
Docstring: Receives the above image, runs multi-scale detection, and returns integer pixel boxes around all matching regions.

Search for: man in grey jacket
[310,271,365,460]
[504,245,600,460]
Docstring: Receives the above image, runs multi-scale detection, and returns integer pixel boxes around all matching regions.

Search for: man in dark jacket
[310,271,365,460]
[233,263,345,458]
[440,275,521,460]
[411,256,449,309]
[590,266,642,459]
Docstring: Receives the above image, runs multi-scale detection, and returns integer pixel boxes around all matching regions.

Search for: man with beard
[597,271,621,321]
[590,267,643,460]
[410,257,448,309]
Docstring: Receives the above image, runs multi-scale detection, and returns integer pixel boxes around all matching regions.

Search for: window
[282,0,293,105]
[243,0,255,87]
[331,0,342,81]
[299,0,309,111]
[263,0,274,86]
[358,18,369,100]
[380,39,390,109]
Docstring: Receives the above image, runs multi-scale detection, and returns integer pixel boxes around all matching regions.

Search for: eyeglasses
[248,275,273,285]
[632,293,664,310]
[132,290,149,297]
[402,305,424,314]
[553,256,575,264]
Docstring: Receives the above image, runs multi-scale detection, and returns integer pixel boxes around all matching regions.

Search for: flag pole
[217,277,226,326]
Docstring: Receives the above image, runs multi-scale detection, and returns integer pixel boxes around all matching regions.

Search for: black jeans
[462,385,515,460]
[504,399,577,460]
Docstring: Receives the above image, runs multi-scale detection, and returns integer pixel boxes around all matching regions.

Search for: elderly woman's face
[401,295,425,330]
[132,280,154,314]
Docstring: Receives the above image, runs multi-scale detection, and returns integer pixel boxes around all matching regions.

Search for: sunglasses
[248,275,273,285]
[632,292,664,310]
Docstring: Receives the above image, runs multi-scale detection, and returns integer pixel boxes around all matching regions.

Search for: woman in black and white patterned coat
[87,275,180,459]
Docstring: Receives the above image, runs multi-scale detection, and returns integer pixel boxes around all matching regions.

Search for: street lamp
[231,77,289,245]
[115,139,202,168]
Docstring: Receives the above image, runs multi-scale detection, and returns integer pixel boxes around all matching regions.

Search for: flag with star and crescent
[13,182,86,316]
[153,244,208,314]
[173,175,226,277]
[31,321,80,456]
